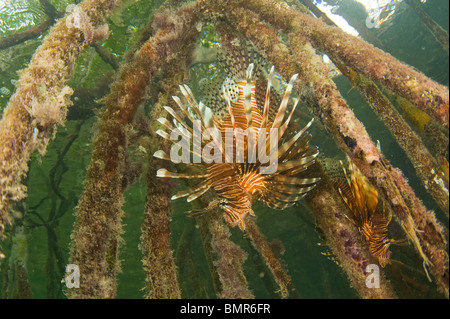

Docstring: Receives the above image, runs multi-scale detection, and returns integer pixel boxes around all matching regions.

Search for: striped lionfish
[154,56,320,230]
[333,158,394,267]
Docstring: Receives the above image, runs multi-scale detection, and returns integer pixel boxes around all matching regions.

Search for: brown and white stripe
[155,63,320,230]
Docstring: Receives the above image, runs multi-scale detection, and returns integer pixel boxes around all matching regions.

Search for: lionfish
[333,158,393,267]
[154,53,320,230]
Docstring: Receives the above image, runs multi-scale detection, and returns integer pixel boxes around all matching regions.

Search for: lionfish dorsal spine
[277,117,314,159]
[271,73,298,130]
[277,97,300,142]
[243,63,255,131]
[223,87,237,131]
[261,65,275,129]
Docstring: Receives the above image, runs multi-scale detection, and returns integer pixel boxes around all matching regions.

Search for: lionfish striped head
[155,62,320,230]
[333,157,392,267]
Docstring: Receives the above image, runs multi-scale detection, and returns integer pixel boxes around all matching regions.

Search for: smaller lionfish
[154,61,320,230]
[333,158,394,267]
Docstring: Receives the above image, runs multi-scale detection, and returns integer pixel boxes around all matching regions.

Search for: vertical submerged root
[0,0,119,255]
[68,1,206,298]
[138,1,216,297]
[196,203,254,299]
[68,55,148,299]
[209,216,254,299]
[245,219,293,299]
[405,0,449,53]
[140,154,180,298]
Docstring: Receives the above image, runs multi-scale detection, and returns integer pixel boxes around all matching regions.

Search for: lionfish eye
[219,200,228,207]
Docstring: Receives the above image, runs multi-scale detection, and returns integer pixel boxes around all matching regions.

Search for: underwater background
[0,0,448,299]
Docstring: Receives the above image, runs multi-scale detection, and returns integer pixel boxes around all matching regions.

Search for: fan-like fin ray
[260,65,274,129]
[243,63,254,130]
[270,175,321,185]
[186,183,211,202]
[271,73,298,129]
[277,118,314,159]
[271,183,317,195]
[276,152,319,173]
[156,168,208,179]
[277,97,299,142]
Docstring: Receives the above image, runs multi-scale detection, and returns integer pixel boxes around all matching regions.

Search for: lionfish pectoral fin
[390,238,408,246]
[186,210,208,217]
[156,168,208,179]
[163,106,193,135]
[342,210,359,227]
[340,159,352,189]
[172,95,197,126]
[153,150,171,161]
[186,199,220,217]
[385,204,392,225]
[238,218,246,231]
[271,73,298,129]
[277,97,300,142]
[277,118,314,159]
[222,209,247,231]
